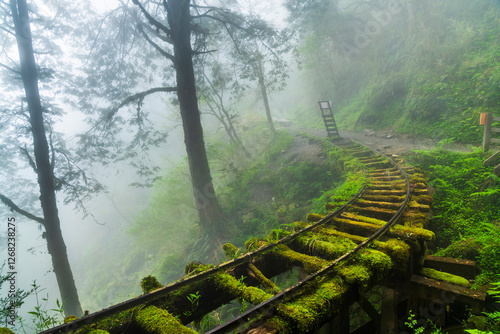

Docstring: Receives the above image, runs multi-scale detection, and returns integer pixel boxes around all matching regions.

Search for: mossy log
[135,306,197,334]
[213,272,273,305]
[273,244,329,274]
[370,173,402,182]
[357,156,388,164]
[247,263,282,295]
[367,168,399,176]
[368,183,406,190]
[331,217,435,242]
[72,307,141,334]
[402,211,429,228]
[364,161,393,169]
[350,205,397,220]
[420,268,470,288]
[412,195,433,206]
[291,233,357,260]
[364,189,406,196]
[356,199,402,210]
[340,212,387,226]
[306,213,327,222]
[408,201,431,212]
[315,226,411,271]
[272,277,349,333]
[361,194,405,203]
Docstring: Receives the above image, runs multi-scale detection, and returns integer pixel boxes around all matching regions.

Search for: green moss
[340,212,387,226]
[248,263,281,294]
[244,237,267,252]
[212,272,272,305]
[0,328,15,334]
[88,330,110,334]
[292,221,310,231]
[306,213,326,222]
[268,229,291,242]
[357,249,393,279]
[377,238,411,270]
[140,275,164,294]
[184,261,214,276]
[73,307,140,334]
[436,238,482,260]
[421,268,470,287]
[390,225,435,241]
[276,277,347,332]
[135,306,197,334]
[64,315,78,323]
[274,244,329,274]
[264,317,292,334]
[294,234,356,260]
[223,243,240,259]
[336,264,371,287]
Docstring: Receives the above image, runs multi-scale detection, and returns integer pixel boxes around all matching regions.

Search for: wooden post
[380,288,399,333]
[483,112,492,152]
[331,306,350,334]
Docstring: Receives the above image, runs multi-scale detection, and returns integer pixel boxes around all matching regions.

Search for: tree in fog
[74,0,290,254]
[196,54,252,158]
[0,0,102,317]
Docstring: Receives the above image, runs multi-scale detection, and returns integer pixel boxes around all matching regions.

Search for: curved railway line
[41,136,483,334]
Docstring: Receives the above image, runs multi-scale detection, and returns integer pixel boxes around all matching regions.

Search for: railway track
[41,137,435,334]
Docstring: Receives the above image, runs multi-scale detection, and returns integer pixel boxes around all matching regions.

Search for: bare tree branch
[84,86,177,135]
[137,23,174,61]
[20,145,37,173]
[141,20,173,44]
[0,62,20,74]
[0,24,15,37]
[131,0,171,35]
[0,194,44,224]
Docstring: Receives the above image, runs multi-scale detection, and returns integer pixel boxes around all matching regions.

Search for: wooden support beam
[483,112,492,152]
[392,275,486,314]
[423,256,477,280]
[380,287,398,334]
[484,151,500,167]
[358,295,381,331]
[331,306,350,334]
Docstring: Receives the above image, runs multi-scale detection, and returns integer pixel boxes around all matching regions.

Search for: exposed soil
[285,125,481,159]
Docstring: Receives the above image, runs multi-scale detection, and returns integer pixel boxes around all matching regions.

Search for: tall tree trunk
[256,56,275,133]
[167,0,227,245]
[10,0,83,317]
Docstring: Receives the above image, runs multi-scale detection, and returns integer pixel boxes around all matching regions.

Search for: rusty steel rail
[40,138,412,334]
[205,140,411,333]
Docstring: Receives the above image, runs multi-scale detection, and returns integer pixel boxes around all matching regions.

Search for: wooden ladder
[318,101,340,139]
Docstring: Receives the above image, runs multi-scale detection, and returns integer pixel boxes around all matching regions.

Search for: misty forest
[0,0,500,333]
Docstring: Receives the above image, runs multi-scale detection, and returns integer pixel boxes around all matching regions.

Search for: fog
[1,0,499,332]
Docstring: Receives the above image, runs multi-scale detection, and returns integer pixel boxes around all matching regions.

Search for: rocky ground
[286,125,482,157]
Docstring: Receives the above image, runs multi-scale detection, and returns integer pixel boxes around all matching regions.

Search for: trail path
[287,126,479,156]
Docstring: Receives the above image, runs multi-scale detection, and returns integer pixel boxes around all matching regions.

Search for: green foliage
[405,310,444,334]
[140,275,163,294]
[220,132,344,245]
[25,281,65,332]
[466,283,500,333]
[291,0,500,143]
[183,291,201,318]
[407,148,500,280]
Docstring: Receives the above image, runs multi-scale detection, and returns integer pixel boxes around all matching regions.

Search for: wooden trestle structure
[40,137,486,334]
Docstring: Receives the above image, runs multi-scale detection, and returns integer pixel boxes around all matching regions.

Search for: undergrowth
[406,148,500,282]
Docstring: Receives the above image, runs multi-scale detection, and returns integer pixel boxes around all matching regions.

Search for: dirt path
[286,126,479,156]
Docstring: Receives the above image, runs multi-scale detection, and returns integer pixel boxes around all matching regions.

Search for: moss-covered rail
[38,138,483,334]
